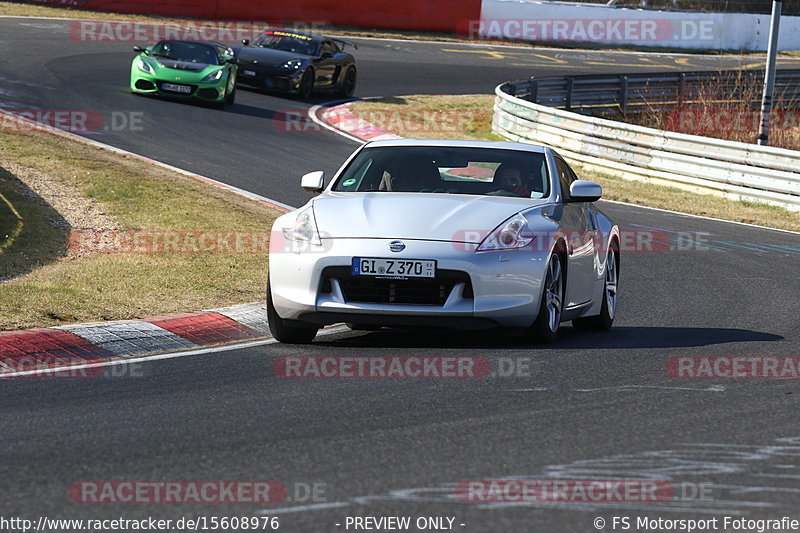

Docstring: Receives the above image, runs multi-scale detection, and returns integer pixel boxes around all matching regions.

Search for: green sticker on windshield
[342,178,356,187]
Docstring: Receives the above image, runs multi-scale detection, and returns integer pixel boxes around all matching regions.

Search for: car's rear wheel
[266,283,319,344]
[526,253,564,344]
[573,244,618,331]
[298,68,315,99]
[336,66,357,98]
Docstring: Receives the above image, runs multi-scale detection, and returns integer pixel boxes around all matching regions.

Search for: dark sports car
[233,29,357,99]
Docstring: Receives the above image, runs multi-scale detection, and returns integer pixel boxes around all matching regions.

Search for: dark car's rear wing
[330,37,358,50]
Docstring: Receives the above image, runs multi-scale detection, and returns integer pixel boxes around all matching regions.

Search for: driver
[493,164,530,197]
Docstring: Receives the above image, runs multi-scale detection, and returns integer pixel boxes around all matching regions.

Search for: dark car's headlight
[477,213,535,251]
[202,69,224,82]
[279,59,303,72]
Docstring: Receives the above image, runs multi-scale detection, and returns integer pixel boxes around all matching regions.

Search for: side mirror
[301,171,325,193]
[241,39,250,46]
[569,180,602,202]
[133,46,147,54]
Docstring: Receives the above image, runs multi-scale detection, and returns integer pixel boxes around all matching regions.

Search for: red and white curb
[318,101,401,143]
[0,303,270,375]
[0,113,298,375]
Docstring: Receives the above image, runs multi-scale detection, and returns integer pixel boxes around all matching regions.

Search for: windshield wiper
[153,53,178,60]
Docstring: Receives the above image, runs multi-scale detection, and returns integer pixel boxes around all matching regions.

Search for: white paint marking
[574,384,725,392]
[308,100,366,144]
[0,111,296,213]
[604,199,800,236]
[0,325,349,378]
[258,502,351,514]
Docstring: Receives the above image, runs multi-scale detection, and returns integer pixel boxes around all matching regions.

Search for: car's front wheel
[526,253,564,344]
[298,68,315,99]
[573,244,618,331]
[266,283,319,343]
[225,86,236,106]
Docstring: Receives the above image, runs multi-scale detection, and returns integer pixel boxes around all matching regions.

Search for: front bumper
[269,237,550,330]
[235,67,302,92]
[130,73,227,102]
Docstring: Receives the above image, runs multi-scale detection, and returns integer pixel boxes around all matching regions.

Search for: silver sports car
[267,139,619,344]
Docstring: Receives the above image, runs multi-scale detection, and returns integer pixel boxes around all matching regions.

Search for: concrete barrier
[474,0,800,51]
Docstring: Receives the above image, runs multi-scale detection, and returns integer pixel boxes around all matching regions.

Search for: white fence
[478,0,800,51]
[492,84,800,211]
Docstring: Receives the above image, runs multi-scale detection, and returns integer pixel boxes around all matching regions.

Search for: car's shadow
[314,326,783,350]
[235,84,351,106]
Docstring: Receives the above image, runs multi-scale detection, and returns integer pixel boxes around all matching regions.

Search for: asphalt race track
[2,16,800,533]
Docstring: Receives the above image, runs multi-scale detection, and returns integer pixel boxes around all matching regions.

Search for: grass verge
[0,124,281,331]
[350,95,800,232]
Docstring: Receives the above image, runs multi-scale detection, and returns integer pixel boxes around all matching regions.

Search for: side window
[554,158,575,201]
[321,41,337,56]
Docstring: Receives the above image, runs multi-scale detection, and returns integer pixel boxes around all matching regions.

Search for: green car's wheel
[225,86,236,106]
[298,68,315,100]
[213,86,232,110]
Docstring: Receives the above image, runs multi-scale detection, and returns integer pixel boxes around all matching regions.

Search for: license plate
[352,258,436,278]
[161,83,191,93]
[243,70,256,76]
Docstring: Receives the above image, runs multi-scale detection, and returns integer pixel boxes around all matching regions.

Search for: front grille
[321,266,472,306]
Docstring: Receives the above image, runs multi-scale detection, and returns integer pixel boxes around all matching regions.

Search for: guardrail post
[620,75,629,115]
[677,73,687,108]
[565,77,574,111]
[529,77,539,103]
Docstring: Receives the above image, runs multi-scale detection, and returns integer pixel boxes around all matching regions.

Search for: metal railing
[501,70,800,115]
[492,71,800,211]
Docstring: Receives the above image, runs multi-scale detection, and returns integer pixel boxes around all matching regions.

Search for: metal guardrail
[500,70,800,115]
[492,73,800,211]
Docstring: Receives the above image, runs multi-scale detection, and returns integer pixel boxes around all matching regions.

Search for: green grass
[0,127,281,331]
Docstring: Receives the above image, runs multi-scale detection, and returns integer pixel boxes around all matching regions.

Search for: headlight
[137,58,153,74]
[282,207,321,245]
[476,213,535,251]
[280,59,303,71]
[202,69,224,82]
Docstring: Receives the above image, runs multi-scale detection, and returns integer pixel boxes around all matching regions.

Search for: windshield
[253,31,318,55]
[150,41,219,65]
[332,146,550,198]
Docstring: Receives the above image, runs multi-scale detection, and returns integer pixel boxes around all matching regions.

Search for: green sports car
[130,40,237,108]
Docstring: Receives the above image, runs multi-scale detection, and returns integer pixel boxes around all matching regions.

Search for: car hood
[153,58,211,72]
[312,193,547,242]
[234,46,307,66]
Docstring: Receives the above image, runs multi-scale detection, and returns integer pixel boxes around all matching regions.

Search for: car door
[314,40,340,88]
[554,156,596,309]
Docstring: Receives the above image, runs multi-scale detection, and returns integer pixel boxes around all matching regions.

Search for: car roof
[363,138,548,154]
